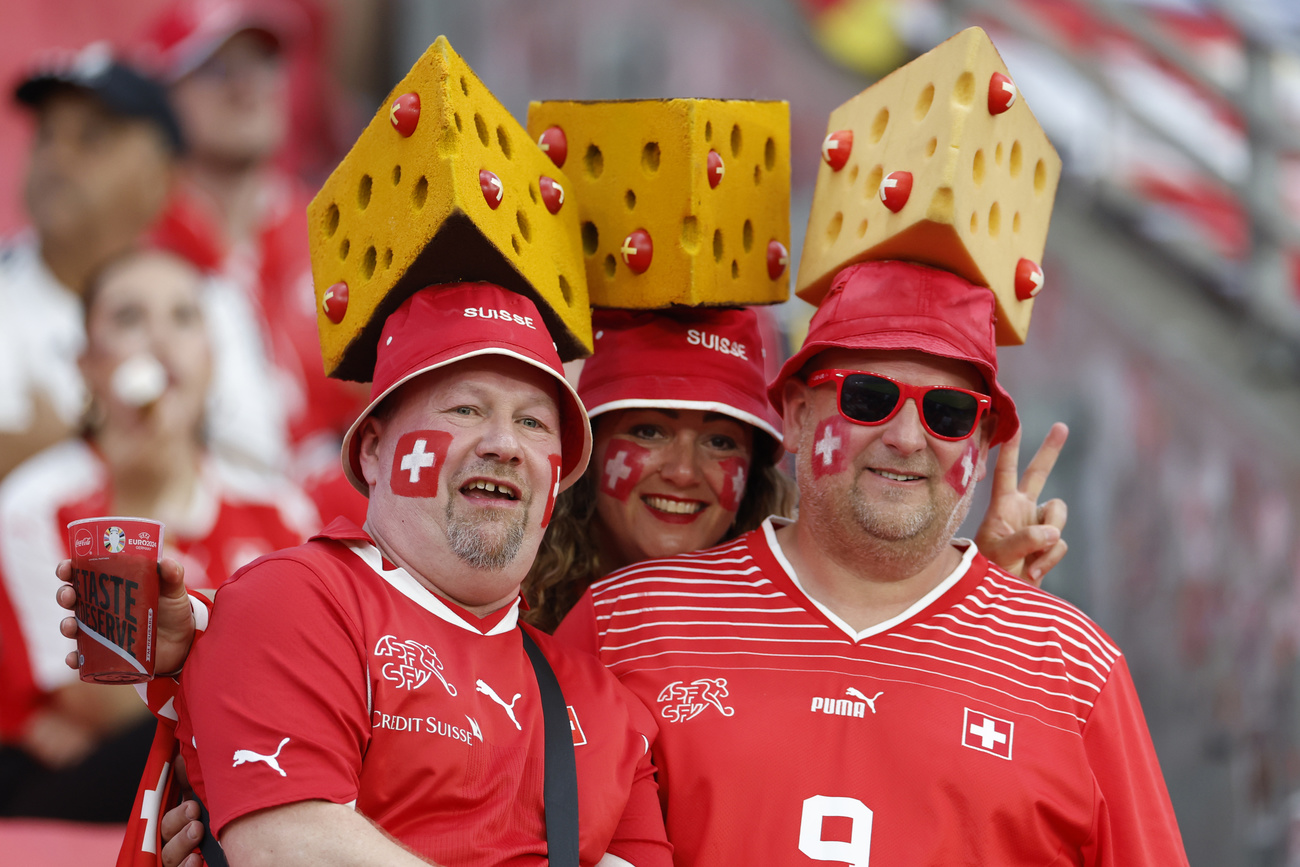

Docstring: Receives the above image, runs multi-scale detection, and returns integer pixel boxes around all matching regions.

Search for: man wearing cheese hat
[569,28,1189,866]
[152,282,673,867]
[58,37,674,867]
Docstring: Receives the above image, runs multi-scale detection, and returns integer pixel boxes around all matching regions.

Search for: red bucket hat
[578,307,782,448]
[768,260,1019,446]
[137,0,300,82]
[341,283,592,495]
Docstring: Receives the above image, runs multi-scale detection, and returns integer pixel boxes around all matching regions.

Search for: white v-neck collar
[344,540,520,636]
[760,517,977,642]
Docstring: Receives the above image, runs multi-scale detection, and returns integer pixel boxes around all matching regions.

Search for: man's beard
[444,470,530,570]
[847,469,975,546]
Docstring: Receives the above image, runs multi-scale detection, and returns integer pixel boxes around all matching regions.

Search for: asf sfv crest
[657,678,736,722]
[374,634,457,695]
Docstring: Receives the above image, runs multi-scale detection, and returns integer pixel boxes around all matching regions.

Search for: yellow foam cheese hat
[526,99,790,309]
[795,26,1062,345]
[308,37,592,381]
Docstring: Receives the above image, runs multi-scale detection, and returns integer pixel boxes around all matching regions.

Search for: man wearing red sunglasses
[565,260,1188,865]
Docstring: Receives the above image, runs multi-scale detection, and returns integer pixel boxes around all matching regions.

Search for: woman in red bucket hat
[525,306,793,631]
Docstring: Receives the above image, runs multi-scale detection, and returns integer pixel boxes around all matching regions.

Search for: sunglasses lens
[922,389,981,439]
[839,375,901,423]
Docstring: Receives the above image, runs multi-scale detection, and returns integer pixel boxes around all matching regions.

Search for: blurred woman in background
[0,247,317,821]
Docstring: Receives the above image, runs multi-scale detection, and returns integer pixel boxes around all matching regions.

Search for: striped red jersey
[556,517,1188,866]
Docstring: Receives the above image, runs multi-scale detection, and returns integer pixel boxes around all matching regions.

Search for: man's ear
[358,416,386,490]
[974,413,998,482]
[781,378,811,455]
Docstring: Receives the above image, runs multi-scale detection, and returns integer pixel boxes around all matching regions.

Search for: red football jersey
[177,519,671,867]
[556,518,1188,866]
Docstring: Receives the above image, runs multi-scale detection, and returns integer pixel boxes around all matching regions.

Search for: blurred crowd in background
[0,0,1298,865]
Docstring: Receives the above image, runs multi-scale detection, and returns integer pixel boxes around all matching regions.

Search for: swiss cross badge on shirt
[390,430,452,498]
[962,708,1014,759]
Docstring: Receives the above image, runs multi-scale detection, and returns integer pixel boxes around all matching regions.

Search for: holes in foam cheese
[383,248,393,270]
[460,76,469,96]
[412,176,428,210]
[581,222,599,256]
[705,121,713,142]
[362,246,377,279]
[953,71,975,107]
[1034,159,1047,194]
[585,144,604,179]
[496,126,512,158]
[474,114,490,147]
[926,138,937,158]
[713,229,724,263]
[730,124,742,157]
[1013,212,1022,233]
[988,202,1001,237]
[826,212,843,246]
[516,210,531,243]
[642,142,660,174]
[857,218,869,238]
[743,219,754,253]
[915,84,935,121]
[324,203,339,237]
[731,260,739,279]
[603,254,616,277]
[870,108,889,144]
[1010,141,1023,178]
[864,166,883,200]
[970,211,979,233]
[625,190,637,210]
[358,174,372,209]
[972,150,985,186]
[392,165,401,185]
[765,137,776,171]
[339,238,350,260]
[681,216,699,254]
[559,274,572,305]
[511,235,522,255]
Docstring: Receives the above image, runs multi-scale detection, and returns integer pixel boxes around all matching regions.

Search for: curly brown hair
[522,434,795,632]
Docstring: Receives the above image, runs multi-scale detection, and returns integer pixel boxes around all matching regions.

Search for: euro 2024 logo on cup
[103,526,127,554]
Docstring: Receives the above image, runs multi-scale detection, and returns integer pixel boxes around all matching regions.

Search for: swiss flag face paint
[811,416,849,479]
[944,440,980,496]
[601,440,650,502]
[717,457,748,512]
[541,454,563,528]
[390,430,452,498]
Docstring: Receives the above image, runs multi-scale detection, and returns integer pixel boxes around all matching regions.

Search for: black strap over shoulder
[521,627,581,867]
[193,794,230,867]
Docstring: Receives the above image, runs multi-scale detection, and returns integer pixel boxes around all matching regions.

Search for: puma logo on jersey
[232,737,290,776]
[476,679,522,730]
[811,688,883,718]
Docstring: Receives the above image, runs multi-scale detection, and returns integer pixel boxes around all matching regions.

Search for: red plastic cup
[67,517,164,683]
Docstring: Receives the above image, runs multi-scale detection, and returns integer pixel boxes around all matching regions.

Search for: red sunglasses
[806,369,991,441]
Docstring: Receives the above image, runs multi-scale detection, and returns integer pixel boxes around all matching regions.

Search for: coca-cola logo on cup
[74,529,93,557]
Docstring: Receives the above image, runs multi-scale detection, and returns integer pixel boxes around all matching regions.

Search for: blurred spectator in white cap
[0,246,318,822]
[0,42,182,482]
[139,0,369,525]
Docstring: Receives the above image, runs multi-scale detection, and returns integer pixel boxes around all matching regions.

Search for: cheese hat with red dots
[341,283,591,496]
[578,307,782,450]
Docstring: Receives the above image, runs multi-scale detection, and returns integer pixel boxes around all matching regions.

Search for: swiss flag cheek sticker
[944,440,980,496]
[600,440,650,502]
[541,454,563,528]
[811,416,849,479]
[717,458,748,512]
[390,430,453,498]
